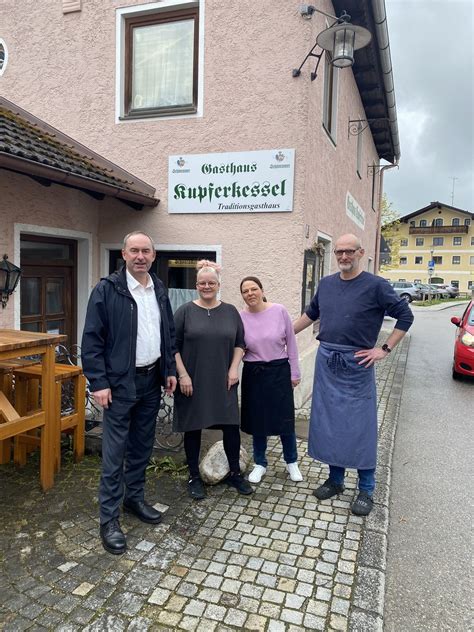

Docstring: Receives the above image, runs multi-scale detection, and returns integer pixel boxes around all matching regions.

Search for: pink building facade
[0,0,399,402]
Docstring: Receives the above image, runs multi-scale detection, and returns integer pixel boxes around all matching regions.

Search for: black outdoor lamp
[293,6,372,80]
[0,254,22,308]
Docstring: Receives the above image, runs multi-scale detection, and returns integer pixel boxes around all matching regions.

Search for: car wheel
[400,293,412,303]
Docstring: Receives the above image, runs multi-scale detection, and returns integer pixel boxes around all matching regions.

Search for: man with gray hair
[294,234,413,515]
[82,231,177,554]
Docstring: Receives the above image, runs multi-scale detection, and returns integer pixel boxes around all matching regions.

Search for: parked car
[415,283,448,299]
[388,282,423,302]
[433,283,459,298]
[450,300,474,379]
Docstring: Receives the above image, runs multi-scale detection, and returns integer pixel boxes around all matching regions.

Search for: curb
[348,334,411,632]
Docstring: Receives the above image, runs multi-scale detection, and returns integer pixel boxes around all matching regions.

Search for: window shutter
[63,0,81,13]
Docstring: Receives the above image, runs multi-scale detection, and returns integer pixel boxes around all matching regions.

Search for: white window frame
[115,1,205,124]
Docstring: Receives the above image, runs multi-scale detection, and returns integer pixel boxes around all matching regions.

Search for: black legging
[184,425,241,478]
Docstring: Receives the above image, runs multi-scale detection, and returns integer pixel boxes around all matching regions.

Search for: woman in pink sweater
[239,276,302,483]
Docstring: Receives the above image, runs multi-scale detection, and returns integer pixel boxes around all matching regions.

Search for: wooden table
[0,329,66,490]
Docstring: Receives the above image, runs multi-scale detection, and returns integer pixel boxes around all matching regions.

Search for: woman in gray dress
[174,260,253,500]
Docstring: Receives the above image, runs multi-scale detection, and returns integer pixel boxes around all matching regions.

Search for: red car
[451,300,474,379]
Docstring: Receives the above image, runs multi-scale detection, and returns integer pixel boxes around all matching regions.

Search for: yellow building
[383,202,474,293]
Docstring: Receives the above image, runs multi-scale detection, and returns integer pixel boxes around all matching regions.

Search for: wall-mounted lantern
[0,254,21,308]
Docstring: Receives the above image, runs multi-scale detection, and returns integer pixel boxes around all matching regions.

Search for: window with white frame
[322,52,338,142]
[452,256,461,264]
[400,239,408,247]
[468,281,473,290]
[416,237,424,246]
[471,237,474,246]
[122,5,199,118]
[434,218,443,226]
[433,237,443,246]
[453,237,462,246]
[419,219,427,227]
[465,218,471,226]
[399,257,407,265]
[451,280,459,288]
[433,256,442,265]
[470,256,474,265]
[452,217,460,226]
[415,256,423,264]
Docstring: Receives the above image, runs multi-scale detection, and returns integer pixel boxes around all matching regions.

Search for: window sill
[120,105,198,121]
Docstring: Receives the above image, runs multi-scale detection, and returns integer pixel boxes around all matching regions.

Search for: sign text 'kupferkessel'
[168,149,295,214]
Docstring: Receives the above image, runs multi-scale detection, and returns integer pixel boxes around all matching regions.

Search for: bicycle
[56,343,183,448]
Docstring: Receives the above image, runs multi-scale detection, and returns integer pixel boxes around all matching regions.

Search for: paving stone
[183,600,206,617]
[245,614,268,630]
[348,608,383,632]
[204,603,227,621]
[223,608,247,627]
[148,587,171,605]
[281,608,304,625]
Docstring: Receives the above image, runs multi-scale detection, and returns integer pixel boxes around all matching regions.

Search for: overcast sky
[382,0,473,217]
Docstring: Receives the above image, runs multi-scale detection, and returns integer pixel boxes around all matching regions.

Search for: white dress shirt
[126,270,161,367]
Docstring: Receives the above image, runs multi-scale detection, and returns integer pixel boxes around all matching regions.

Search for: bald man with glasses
[294,234,413,515]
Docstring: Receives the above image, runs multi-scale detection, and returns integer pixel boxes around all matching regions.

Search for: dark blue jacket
[81,268,177,399]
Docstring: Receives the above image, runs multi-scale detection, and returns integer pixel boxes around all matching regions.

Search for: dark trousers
[184,425,241,478]
[99,370,161,525]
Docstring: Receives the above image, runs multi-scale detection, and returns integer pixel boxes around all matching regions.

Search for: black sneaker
[313,478,345,500]
[188,477,206,500]
[226,472,254,495]
[351,491,374,516]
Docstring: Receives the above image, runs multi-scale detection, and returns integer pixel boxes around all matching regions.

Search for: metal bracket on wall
[292,43,324,81]
[348,117,390,139]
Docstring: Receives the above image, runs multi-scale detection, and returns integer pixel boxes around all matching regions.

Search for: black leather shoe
[226,472,254,495]
[100,519,126,555]
[123,500,162,524]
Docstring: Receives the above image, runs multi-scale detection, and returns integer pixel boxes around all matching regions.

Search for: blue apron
[308,341,377,470]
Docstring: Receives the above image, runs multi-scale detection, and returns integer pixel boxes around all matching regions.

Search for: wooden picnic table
[0,329,66,490]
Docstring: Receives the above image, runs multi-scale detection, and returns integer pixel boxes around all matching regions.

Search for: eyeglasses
[334,248,360,257]
[197,281,218,288]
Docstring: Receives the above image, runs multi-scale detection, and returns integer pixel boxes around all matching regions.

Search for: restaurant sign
[346,192,365,229]
[168,149,295,213]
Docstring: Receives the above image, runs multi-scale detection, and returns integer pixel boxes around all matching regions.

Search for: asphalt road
[384,304,472,632]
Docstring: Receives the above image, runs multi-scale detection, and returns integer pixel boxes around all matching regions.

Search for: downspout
[374,163,398,271]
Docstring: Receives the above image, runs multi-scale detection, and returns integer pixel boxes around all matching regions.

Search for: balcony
[409,225,469,235]
[408,226,469,235]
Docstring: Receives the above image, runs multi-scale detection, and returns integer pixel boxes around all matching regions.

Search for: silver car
[389,282,423,302]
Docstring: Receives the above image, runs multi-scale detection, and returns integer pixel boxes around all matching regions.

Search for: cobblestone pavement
[0,333,410,631]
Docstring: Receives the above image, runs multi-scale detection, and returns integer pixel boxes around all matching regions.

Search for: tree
[379,195,401,272]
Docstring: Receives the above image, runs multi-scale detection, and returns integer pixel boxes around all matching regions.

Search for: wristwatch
[381,343,391,353]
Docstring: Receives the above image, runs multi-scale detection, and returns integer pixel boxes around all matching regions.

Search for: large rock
[199,440,250,484]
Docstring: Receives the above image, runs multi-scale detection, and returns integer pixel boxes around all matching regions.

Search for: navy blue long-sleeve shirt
[305,271,414,349]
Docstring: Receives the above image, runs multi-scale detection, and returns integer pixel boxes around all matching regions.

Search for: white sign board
[346,192,366,229]
[168,149,295,213]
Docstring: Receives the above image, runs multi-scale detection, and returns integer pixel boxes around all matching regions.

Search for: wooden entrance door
[20,237,77,347]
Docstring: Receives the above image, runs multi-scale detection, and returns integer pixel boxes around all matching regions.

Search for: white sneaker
[248,465,266,483]
[287,462,303,482]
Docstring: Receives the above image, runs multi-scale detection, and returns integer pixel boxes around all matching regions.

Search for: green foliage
[147,455,188,478]
[380,195,402,272]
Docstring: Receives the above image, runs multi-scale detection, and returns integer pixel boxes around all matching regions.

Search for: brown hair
[240,276,267,302]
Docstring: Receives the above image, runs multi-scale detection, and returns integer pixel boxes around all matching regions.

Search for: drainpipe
[374,162,398,272]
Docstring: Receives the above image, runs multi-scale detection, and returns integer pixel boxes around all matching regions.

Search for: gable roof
[0,97,159,209]
[400,201,473,222]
